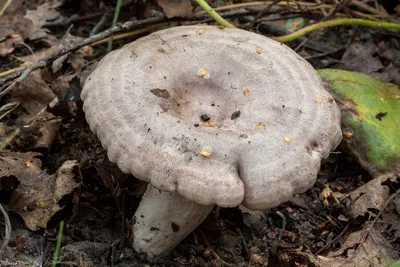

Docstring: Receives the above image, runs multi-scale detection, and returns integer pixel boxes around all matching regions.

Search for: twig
[197,9,254,25]
[44,0,137,27]
[0,69,15,79]
[195,0,235,28]
[315,0,328,16]
[0,204,11,256]
[204,1,334,13]
[247,0,281,28]
[236,227,250,259]
[315,222,350,254]
[350,0,383,15]
[0,102,19,120]
[0,15,167,98]
[324,0,352,20]
[90,10,112,36]
[199,229,233,266]
[0,59,45,99]
[90,22,173,46]
[369,186,400,229]
[273,18,400,42]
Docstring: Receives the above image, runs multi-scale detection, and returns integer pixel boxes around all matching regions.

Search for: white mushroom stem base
[132,184,214,259]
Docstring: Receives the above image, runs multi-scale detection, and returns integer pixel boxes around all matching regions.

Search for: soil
[0,0,399,266]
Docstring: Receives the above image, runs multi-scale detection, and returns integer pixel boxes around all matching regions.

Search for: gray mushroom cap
[81,25,342,211]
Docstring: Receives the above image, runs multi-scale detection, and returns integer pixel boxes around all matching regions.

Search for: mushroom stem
[132,184,214,259]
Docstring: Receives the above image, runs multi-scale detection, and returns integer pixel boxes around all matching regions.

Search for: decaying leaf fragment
[300,228,398,267]
[347,174,398,219]
[0,151,80,231]
[157,0,194,18]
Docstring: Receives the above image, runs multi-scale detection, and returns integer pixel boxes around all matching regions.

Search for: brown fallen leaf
[0,151,80,231]
[157,0,194,18]
[11,70,58,124]
[336,40,384,76]
[17,32,85,72]
[24,0,63,41]
[347,174,398,219]
[0,0,33,56]
[301,227,398,267]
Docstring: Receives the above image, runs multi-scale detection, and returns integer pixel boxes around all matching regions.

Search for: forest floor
[0,0,399,266]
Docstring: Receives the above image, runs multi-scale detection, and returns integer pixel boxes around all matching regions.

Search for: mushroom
[81,25,342,259]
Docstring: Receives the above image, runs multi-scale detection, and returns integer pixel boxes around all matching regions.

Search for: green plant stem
[273,18,400,43]
[195,0,235,28]
[0,128,19,151]
[108,0,123,52]
[51,220,64,267]
[0,0,13,17]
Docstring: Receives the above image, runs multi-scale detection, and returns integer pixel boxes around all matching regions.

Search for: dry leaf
[300,228,398,267]
[1,152,80,230]
[24,1,63,41]
[0,0,33,56]
[347,174,398,219]
[11,70,57,124]
[157,0,194,18]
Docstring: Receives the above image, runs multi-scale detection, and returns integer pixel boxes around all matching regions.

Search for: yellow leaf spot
[36,200,46,208]
[197,68,210,79]
[344,132,353,138]
[204,121,215,127]
[316,98,323,104]
[243,88,250,96]
[199,150,211,158]
[82,45,93,55]
[284,136,292,144]
[285,207,293,213]
[321,230,330,235]
[256,122,265,129]
[197,29,205,35]
[251,254,263,262]
[203,248,212,257]
[256,47,264,54]
[11,34,22,39]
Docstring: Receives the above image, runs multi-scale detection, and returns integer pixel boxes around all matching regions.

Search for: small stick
[0,204,11,256]
[90,10,112,36]
[315,222,350,254]
[0,15,167,99]
[324,0,352,20]
[370,186,400,229]
[273,18,400,43]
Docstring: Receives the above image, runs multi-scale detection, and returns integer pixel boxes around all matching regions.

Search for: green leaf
[318,69,400,176]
